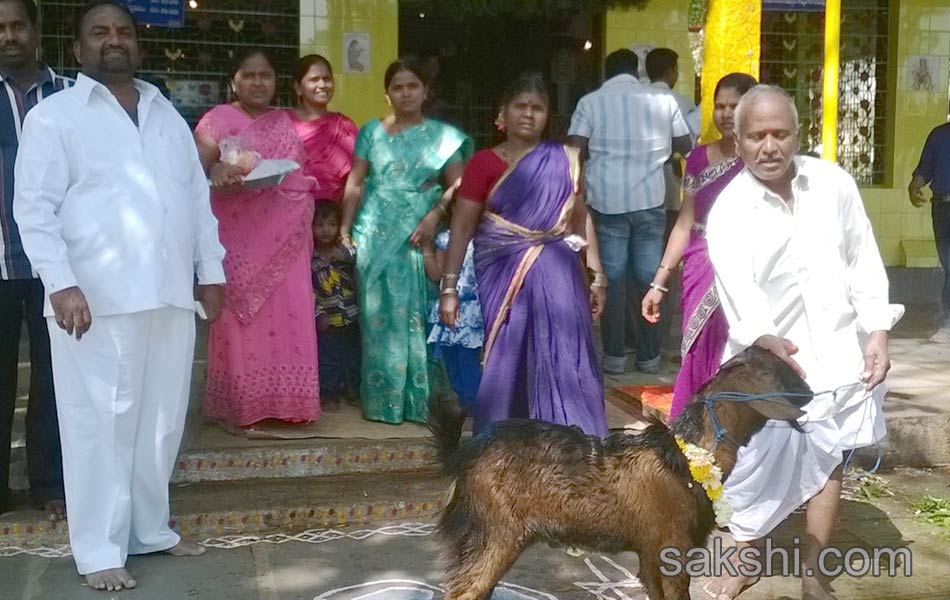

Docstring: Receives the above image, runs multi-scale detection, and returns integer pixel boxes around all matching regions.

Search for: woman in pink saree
[285,54,357,203]
[195,49,320,428]
[641,73,757,418]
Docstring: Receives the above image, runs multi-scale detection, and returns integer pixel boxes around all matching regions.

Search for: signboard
[127,0,185,28]
[763,0,824,11]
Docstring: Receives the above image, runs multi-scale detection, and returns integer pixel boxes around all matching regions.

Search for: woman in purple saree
[440,73,608,436]
[641,73,757,418]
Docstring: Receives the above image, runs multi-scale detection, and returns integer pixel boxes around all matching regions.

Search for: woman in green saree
[340,58,473,424]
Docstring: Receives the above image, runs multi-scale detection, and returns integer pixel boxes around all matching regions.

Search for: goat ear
[747,397,807,421]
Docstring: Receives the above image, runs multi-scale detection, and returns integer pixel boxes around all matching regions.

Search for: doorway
[399,3,604,149]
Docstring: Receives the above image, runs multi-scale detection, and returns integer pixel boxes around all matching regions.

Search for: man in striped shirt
[0,0,70,519]
[568,49,692,375]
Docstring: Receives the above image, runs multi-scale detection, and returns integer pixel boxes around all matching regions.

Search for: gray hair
[733,84,800,138]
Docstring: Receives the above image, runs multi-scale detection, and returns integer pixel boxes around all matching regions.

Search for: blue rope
[700,381,883,475]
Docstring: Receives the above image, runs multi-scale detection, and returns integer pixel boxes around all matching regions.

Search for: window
[760,0,890,185]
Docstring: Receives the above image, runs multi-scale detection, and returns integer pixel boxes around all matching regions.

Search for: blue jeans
[593,207,667,365]
[934,201,950,327]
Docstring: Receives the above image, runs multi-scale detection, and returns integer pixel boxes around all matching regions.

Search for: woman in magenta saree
[641,73,757,418]
[441,73,608,436]
[195,50,319,428]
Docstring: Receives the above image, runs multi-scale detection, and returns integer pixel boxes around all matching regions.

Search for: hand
[589,285,606,320]
[909,188,927,208]
[210,161,247,189]
[439,293,460,328]
[49,286,92,340]
[753,334,806,379]
[339,230,355,252]
[409,212,439,248]
[860,330,890,390]
[641,288,664,324]
[197,285,225,323]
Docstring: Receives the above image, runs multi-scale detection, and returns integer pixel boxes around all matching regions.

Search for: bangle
[423,252,434,258]
[658,263,673,272]
[590,281,607,289]
[649,282,669,293]
[590,271,608,288]
[440,288,458,296]
[440,274,459,291]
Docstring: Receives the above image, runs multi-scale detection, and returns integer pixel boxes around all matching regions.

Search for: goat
[428,346,814,600]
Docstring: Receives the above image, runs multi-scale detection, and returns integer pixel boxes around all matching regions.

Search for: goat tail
[428,398,466,475]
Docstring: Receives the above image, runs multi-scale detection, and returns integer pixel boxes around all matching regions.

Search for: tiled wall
[883,0,949,267]
[299,0,397,127]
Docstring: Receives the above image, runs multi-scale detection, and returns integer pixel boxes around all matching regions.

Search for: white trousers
[48,307,195,574]
[723,389,886,541]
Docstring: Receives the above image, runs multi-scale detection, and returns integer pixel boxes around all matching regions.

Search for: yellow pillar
[821,0,841,162]
[698,0,761,143]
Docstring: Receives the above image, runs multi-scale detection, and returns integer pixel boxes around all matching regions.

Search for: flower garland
[687,0,709,71]
[675,436,733,527]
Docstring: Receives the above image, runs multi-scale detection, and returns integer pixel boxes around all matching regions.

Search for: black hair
[294,54,333,83]
[0,0,37,27]
[714,72,758,99]
[314,200,342,223]
[604,49,638,79]
[500,71,549,108]
[75,0,137,38]
[383,56,430,90]
[229,47,275,81]
[645,48,678,82]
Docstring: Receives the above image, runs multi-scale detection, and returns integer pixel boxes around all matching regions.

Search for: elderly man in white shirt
[568,49,692,375]
[704,85,902,600]
[12,1,225,593]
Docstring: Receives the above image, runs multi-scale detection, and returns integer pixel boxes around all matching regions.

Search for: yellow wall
[877,0,948,267]
[606,0,948,267]
[299,0,398,127]
[605,0,697,101]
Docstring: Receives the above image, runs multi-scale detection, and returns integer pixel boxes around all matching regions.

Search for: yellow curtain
[699,0,762,143]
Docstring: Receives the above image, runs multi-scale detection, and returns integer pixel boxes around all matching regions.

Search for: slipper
[700,575,760,600]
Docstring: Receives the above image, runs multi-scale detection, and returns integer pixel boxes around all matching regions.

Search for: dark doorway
[399,3,604,149]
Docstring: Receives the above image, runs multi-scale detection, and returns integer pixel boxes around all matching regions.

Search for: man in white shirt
[646,47,700,216]
[567,49,692,375]
[704,85,901,600]
[13,1,225,592]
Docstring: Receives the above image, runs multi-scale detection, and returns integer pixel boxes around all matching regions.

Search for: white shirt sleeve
[183,125,226,286]
[670,97,690,139]
[706,188,779,347]
[13,109,78,294]
[838,173,898,333]
[567,97,593,138]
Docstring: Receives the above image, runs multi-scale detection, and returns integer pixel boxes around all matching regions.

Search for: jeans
[0,278,64,511]
[593,207,667,365]
[934,201,950,327]
[318,322,361,399]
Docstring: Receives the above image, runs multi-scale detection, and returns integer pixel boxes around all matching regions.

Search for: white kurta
[13,74,225,573]
[705,156,903,541]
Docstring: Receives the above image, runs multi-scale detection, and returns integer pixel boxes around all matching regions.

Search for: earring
[494,110,506,132]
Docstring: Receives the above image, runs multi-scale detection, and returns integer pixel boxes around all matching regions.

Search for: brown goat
[428,346,814,600]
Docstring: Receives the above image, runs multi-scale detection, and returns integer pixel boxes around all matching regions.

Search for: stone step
[0,470,448,550]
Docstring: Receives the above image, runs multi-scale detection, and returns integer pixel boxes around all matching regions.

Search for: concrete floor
[3,467,950,600]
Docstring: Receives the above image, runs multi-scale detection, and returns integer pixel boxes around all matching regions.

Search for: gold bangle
[440,288,458,296]
[590,281,607,289]
[590,271,608,287]
[649,282,669,293]
[658,263,673,272]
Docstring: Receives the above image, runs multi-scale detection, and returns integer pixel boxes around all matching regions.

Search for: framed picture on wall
[344,33,370,74]
[907,55,941,92]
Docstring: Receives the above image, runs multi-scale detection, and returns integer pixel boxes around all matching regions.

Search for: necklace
[496,141,537,165]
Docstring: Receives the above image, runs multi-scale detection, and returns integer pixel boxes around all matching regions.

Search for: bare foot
[164,538,206,557]
[802,575,837,600]
[45,499,66,522]
[701,574,760,599]
[929,327,950,344]
[84,568,136,591]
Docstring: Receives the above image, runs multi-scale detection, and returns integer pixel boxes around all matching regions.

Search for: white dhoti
[723,387,886,541]
[48,307,195,574]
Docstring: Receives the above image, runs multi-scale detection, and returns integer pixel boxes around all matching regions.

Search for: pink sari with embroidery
[197,105,320,427]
